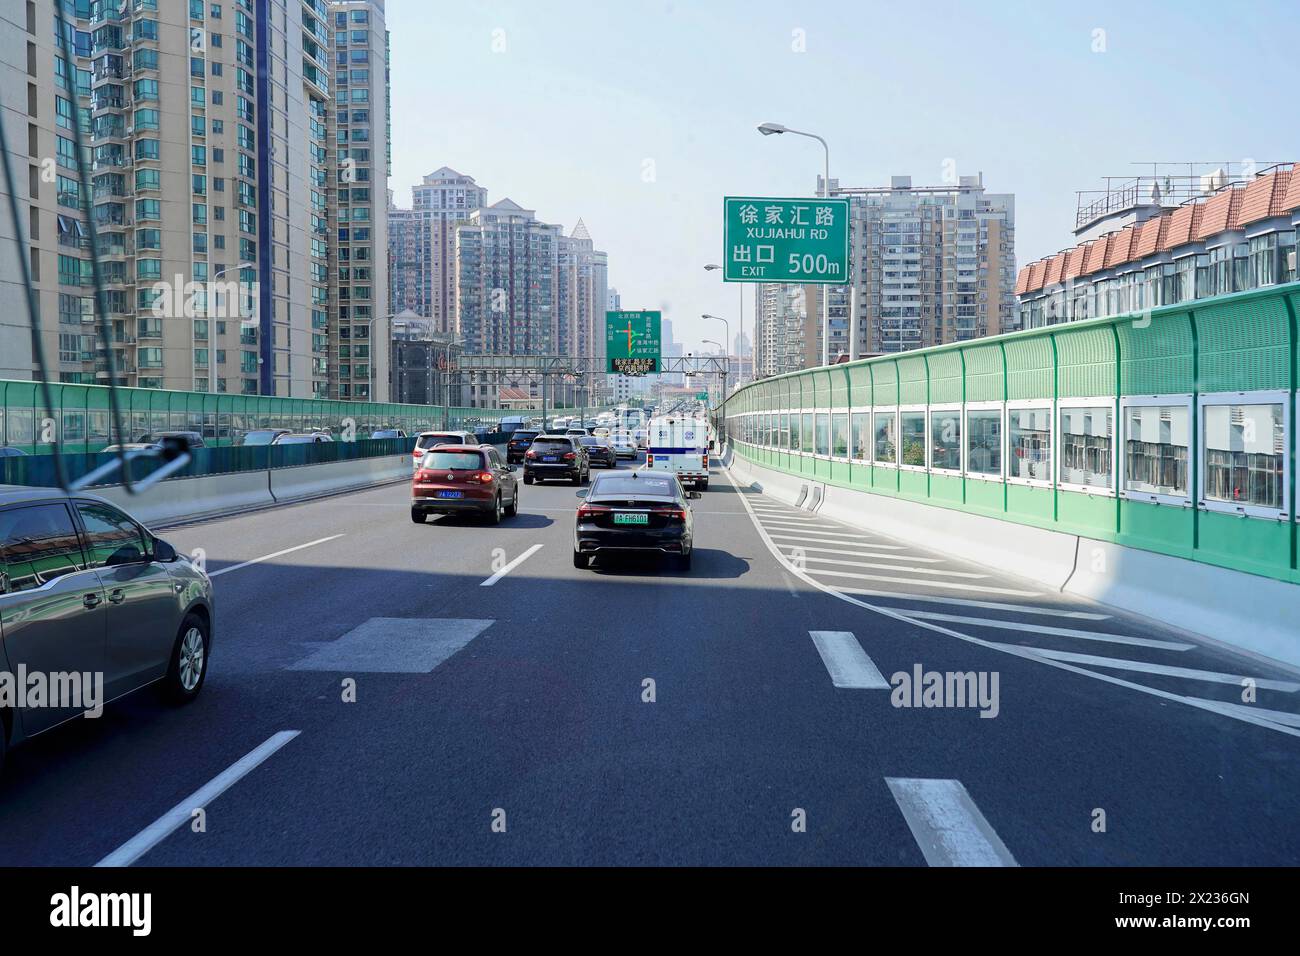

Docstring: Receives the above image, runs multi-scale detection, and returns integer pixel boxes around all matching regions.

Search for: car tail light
[646,454,654,464]
[476,471,494,483]
[414,470,431,482]
[526,450,537,458]
[577,504,610,519]
[563,452,576,460]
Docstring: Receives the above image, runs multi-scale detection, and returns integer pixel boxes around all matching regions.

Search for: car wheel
[523,473,534,485]
[699,479,709,491]
[160,613,209,704]
[676,549,692,572]
[571,472,581,486]
[504,487,519,517]
[573,549,588,569]
[410,507,425,524]
[488,494,503,525]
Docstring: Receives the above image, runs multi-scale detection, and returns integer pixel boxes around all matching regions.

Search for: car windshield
[420,451,484,470]
[417,434,464,450]
[510,432,539,442]
[240,430,280,445]
[591,476,678,497]
[275,435,315,444]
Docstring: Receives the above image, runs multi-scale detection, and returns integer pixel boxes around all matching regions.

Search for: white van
[645,416,710,490]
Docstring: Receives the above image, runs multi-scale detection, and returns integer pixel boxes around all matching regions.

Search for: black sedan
[573,472,698,571]
[578,435,617,468]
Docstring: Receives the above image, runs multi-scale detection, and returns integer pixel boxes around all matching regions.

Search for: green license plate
[613,512,649,525]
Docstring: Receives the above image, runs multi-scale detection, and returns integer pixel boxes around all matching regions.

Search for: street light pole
[758,122,833,367]
[703,263,751,382]
[207,260,256,398]
[701,314,730,399]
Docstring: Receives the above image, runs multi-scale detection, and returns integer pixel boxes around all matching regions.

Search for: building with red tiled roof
[1017,163,1299,329]
[1081,236,1110,275]
[1103,226,1136,268]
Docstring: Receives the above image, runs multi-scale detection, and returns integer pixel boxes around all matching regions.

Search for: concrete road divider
[87,453,411,529]
[269,454,410,504]
[96,470,275,527]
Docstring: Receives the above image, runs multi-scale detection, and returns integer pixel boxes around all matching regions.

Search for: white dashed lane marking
[886,778,1018,867]
[808,631,890,689]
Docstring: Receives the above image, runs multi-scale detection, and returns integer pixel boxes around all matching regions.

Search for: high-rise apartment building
[1,0,60,381]
[791,175,1016,366]
[328,0,390,400]
[556,218,608,404]
[752,174,1015,375]
[755,283,810,376]
[387,167,487,334]
[454,198,559,355]
[1,0,377,399]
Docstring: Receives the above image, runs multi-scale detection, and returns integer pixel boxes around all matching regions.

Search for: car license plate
[543,456,558,462]
[614,513,648,525]
[437,490,464,498]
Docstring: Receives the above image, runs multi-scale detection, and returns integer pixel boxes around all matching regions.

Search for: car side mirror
[688,490,702,500]
[151,538,177,562]
[575,488,589,498]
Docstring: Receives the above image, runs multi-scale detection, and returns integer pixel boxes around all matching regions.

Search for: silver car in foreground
[0,486,214,777]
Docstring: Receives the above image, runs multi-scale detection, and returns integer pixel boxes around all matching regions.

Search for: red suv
[411,445,520,524]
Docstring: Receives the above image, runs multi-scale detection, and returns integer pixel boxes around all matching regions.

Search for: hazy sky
[387,0,1298,352]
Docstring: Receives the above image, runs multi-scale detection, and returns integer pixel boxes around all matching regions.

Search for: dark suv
[523,435,589,485]
[579,435,617,469]
[506,429,541,464]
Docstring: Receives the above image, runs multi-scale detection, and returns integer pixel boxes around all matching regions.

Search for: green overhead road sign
[606,310,661,375]
[723,196,850,283]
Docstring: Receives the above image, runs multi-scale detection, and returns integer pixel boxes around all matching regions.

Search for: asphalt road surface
[2,455,1298,866]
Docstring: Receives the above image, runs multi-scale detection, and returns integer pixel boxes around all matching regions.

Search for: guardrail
[1,436,416,488]
[0,378,537,456]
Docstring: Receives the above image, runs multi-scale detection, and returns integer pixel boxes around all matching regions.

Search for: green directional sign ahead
[606,310,661,375]
[723,196,850,283]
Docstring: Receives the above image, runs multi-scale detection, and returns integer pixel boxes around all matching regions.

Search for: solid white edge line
[724,467,1300,739]
[95,730,300,867]
[480,543,544,586]
[808,631,891,689]
[208,535,345,578]
[886,777,1019,867]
